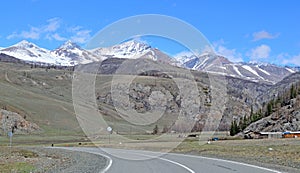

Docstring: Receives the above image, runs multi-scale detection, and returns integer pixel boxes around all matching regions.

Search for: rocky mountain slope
[242,73,300,133]
[175,53,295,84]
[89,57,272,131]
[244,97,300,132]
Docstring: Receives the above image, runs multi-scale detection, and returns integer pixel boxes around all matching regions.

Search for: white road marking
[168,153,282,173]
[121,149,282,173]
[98,153,113,173]
[131,152,195,173]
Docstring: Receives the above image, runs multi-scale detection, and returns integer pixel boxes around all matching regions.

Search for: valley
[0,40,299,173]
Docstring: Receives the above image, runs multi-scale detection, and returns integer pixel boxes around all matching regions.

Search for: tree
[290,84,297,99]
[239,116,248,131]
[152,125,159,135]
[266,102,273,117]
[230,120,240,136]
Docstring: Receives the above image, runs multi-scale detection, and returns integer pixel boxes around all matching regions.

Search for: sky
[0,0,300,66]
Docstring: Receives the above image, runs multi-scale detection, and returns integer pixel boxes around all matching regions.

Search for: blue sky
[0,0,300,66]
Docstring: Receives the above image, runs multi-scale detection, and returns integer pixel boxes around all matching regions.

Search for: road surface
[59,147,281,173]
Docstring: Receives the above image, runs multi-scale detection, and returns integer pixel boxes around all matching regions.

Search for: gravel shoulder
[0,147,108,173]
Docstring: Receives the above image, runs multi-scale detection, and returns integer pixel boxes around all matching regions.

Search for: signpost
[107,126,112,144]
[8,131,13,147]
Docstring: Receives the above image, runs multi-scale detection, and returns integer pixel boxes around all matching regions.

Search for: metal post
[9,135,12,147]
[109,133,110,144]
[8,131,13,147]
[107,126,112,144]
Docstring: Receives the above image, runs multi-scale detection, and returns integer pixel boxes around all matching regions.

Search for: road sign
[8,132,13,137]
[107,126,112,132]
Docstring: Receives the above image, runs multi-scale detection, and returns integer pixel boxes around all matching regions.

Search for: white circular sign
[107,126,112,132]
[8,132,13,137]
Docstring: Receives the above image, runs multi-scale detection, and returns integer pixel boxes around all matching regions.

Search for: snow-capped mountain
[51,40,102,65]
[0,40,74,66]
[90,40,152,59]
[0,40,297,84]
[175,53,296,84]
[0,40,170,66]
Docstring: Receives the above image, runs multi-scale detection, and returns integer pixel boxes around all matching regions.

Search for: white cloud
[46,33,67,41]
[6,17,60,40]
[213,39,243,62]
[44,18,61,32]
[69,26,91,44]
[6,33,16,39]
[7,27,40,39]
[252,30,279,41]
[6,18,91,44]
[281,54,300,66]
[215,45,243,62]
[52,33,67,41]
[248,44,271,60]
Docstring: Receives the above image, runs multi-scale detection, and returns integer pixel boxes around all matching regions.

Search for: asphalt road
[59,147,282,173]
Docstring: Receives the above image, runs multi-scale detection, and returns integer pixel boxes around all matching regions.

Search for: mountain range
[0,40,297,84]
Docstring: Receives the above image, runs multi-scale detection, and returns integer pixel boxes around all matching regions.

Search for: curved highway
[59,147,281,173]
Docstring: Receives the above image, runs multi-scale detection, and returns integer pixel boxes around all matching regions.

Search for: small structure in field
[259,132,283,139]
[244,131,282,139]
[282,131,300,138]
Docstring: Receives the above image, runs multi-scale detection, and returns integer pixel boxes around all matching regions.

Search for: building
[282,131,300,138]
[259,132,283,139]
[244,131,283,139]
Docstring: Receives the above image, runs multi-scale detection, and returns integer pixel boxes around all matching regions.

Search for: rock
[0,109,40,135]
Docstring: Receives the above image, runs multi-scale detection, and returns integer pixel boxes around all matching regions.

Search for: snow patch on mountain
[257,66,271,75]
[232,64,243,76]
[242,65,264,79]
[285,68,295,73]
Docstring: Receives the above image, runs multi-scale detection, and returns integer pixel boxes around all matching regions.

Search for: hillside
[0,57,298,142]
[0,59,270,137]
[243,75,300,133]
[88,58,272,132]
[0,62,83,141]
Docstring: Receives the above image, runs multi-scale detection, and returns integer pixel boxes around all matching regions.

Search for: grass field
[0,147,37,173]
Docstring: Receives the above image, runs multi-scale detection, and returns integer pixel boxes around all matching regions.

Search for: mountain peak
[118,39,151,50]
[13,40,37,48]
[59,40,81,50]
